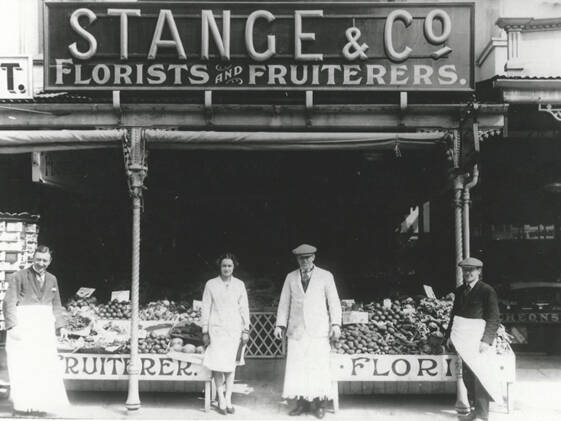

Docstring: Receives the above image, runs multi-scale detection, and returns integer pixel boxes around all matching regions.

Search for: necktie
[463,283,471,297]
[301,271,310,292]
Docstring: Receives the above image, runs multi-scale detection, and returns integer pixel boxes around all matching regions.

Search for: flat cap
[458,257,483,268]
[292,244,317,255]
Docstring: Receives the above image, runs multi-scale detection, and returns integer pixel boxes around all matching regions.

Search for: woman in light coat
[201,253,250,415]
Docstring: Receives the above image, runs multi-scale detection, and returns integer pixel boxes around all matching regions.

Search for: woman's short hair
[216,252,239,269]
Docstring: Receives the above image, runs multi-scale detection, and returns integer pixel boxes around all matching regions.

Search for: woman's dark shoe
[314,406,326,419]
[215,405,227,415]
[226,406,235,414]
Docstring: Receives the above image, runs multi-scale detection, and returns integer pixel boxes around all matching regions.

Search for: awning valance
[0,130,448,153]
[0,130,126,154]
[144,130,448,151]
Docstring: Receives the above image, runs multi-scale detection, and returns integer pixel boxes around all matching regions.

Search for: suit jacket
[446,280,500,345]
[276,266,342,339]
[2,267,65,330]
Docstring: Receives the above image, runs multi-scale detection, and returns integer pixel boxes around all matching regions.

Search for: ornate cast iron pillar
[123,127,148,411]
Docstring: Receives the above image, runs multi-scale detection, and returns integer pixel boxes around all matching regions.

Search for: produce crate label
[192,300,203,312]
[5,222,23,232]
[423,285,437,299]
[331,354,458,381]
[76,287,96,298]
[383,299,392,309]
[111,290,130,302]
[25,224,37,233]
[58,353,211,380]
[342,311,369,325]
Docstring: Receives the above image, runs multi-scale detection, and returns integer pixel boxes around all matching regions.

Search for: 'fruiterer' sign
[44,2,473,91]
[58,353,211,380]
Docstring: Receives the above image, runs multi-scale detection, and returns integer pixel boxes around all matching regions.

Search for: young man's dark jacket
[445,280,500,345]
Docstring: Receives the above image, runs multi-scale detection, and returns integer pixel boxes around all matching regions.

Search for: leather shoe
[289,401,307,416]
[314,406,325,419]
[226,406,235,414]
[216,406,227,416]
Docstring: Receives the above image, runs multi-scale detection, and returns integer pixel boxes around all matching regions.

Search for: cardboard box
[342,311,369,325]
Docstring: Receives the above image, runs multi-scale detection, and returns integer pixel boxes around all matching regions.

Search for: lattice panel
[246,312,285,358]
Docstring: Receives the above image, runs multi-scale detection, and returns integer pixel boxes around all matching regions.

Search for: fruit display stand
[58,318,213,411]
[330,351,516,413]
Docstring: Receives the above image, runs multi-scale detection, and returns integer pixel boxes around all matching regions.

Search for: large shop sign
[44,1,474,91]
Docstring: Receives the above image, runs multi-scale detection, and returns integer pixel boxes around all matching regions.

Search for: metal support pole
[463,165,479,258]
[451,130,470,415]
[123,128,147,412]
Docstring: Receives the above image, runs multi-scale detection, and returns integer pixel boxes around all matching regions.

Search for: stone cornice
[496,17,561,32]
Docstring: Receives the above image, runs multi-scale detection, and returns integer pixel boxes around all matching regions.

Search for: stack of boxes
[0,213,40,331]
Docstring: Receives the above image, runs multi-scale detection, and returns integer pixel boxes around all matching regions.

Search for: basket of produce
[169,321,204,346]
[66,314,93,337]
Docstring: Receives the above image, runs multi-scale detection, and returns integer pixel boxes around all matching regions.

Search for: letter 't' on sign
[107,9,141,60]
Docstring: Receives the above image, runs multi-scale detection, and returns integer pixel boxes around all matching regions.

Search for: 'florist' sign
[44,2,474,91]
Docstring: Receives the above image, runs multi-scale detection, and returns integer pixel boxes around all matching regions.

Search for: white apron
[282,333,332,402]
[450,316,502,403]
[6,305,69,413]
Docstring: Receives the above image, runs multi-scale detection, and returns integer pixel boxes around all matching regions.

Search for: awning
[144,130,448,151]
[0,130,126,154]
[0,129,448,153]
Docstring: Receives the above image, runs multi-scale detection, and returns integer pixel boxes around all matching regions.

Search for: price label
[383,298,392,309]
[111,290,130,302]
[341,299,356,307]
[75,287,95,298]
[423,285,437,299]
[192,300,203,311]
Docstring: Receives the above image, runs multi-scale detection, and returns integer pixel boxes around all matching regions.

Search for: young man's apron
[6,305,68,413]
[450,316,502,402]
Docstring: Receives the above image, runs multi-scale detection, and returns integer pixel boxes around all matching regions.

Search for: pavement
[0,354,559,421]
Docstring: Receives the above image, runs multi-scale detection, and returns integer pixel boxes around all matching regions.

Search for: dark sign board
[44,1,474,91]
[501,311,561,324]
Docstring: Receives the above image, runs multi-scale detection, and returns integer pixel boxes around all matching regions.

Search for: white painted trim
[477,37,508,67]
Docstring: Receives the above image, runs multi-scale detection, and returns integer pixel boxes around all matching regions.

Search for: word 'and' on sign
[44,1,474,91]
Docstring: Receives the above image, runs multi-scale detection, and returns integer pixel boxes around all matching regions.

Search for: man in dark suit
[3,245,69,416]
[445,257,500,421]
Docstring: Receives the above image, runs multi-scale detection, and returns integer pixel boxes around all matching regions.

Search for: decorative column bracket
[538,103,561,122]
[123,128,148,200]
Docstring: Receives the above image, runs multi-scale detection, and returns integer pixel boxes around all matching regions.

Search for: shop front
[0,0,510,415]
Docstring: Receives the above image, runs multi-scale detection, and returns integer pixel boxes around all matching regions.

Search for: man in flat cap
[274,244,342,419]
[445,257,501,421]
